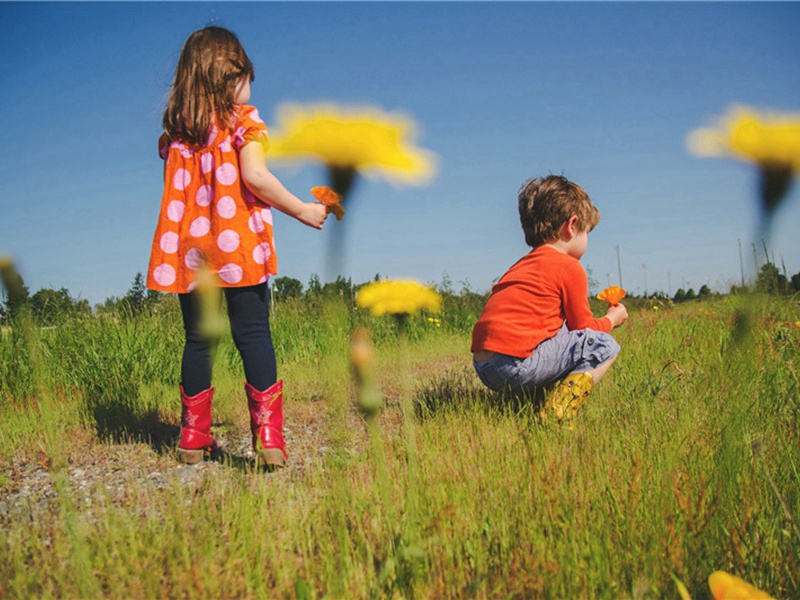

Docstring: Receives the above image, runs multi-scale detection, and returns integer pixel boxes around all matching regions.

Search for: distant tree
[145,288,164,305]
[125,273,146,310]
[673,288,686,303]
[685,288,697,301]
[306,274,322,297]
[756,262,790,295]
[29,287,90,324]
[698,285,712,300]
[273,276,303,298]
[792,271,800,293]
[320,276,354,299]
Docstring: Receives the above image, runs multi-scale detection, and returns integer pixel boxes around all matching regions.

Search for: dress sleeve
[561,260,612,333]
[158,133,170,160]
[233,105,269,150]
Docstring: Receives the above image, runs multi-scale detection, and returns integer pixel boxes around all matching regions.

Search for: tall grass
[0,294,798,597]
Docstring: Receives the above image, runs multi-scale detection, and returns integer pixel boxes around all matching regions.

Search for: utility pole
[615,245,623,289]
[738,239,745,287]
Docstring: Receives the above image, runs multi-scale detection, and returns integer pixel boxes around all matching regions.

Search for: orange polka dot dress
[147,105,277,294]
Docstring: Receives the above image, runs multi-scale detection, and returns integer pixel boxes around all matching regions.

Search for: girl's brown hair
[518,175,600,248]
[163,26,255,147]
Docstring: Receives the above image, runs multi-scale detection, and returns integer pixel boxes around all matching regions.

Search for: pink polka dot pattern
[253,242,271,264]
[217,196,236,219]
[217,230,240,253]
[185,248,205,270]
[190,217,211,237]
[153,264,176,286]
[147,105,278,294]
[219,263,244,284]
[167,201,185,222]
[196,185,213,207]
[216,163,237,186]
[173,168,191,190]
[248,212,265,233]
[160,232,179,254]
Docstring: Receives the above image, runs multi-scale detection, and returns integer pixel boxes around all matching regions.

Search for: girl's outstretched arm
[239,142,327,229]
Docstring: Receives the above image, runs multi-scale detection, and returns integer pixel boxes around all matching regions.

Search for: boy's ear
[563,215,580,239]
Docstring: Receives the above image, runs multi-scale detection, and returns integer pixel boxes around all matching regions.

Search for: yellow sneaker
[543,372,594,423]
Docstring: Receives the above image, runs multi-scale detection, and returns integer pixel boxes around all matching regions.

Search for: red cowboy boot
[245,380,287,469]
[177,386,216,464]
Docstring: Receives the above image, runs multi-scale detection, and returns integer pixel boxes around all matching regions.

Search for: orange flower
[311,185,345,221]
[597,286,626,305]
[708,570,774,599]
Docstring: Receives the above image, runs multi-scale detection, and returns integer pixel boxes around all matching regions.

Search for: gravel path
[0,396,372,530]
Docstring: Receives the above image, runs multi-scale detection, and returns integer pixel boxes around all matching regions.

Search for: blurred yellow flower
[653,306,660,311]
[356,280,442,317]
[427,317,442,327]
[688,105,800,172]
[267,104,437,186]
[708,571,773,600]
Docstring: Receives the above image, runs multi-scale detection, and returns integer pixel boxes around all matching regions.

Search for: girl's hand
[298,202,328,230]
[606,303,628,328]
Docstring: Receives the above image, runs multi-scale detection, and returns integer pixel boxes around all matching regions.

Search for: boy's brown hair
[518,175,600,248]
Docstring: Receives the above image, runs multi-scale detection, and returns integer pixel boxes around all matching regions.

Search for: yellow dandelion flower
[688,105,800,215]
[356,280,442,317]
[708,570,774,600]
[688,105,800,172]
[427,317,442,327]
[267,103,437,188]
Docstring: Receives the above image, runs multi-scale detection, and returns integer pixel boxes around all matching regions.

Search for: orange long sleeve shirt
[471,246,612,358]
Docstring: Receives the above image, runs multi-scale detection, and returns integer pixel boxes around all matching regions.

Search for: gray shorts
[473,325,620,393]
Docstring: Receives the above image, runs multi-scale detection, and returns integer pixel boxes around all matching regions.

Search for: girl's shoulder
[232,104,269,149]
[234,104,266,127]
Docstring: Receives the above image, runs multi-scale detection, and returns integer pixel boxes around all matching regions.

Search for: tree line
[3,262,799,326]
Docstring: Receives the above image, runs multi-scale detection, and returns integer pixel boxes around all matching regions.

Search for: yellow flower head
[708,570,774,600]
[356,280,442,317]
[688,105,800,172]
[266,104,437,185]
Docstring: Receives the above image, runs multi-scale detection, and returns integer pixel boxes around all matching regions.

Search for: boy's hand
[298,202,328,230]
[606,303,628,328]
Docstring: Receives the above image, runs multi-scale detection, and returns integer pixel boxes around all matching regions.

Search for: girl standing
[147,26,328,468]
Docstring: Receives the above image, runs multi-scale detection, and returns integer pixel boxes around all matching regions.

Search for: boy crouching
[471,175,628,422]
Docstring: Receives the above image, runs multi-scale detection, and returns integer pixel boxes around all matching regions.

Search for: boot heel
[257,448,286,469]
[177,448,207,464]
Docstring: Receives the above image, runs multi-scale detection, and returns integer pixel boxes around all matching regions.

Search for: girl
[147,26,328,468]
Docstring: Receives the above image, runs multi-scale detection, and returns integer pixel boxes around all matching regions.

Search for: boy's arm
[561,262,613,332]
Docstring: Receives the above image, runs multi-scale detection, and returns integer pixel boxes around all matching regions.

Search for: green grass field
[0,293,798,598]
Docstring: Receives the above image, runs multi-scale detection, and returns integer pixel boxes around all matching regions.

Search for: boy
[471,175,628,422]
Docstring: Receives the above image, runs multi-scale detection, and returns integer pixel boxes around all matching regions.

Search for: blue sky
[1,2,799,305]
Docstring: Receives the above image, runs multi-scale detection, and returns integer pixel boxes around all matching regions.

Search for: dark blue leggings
[179,283,277,396]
